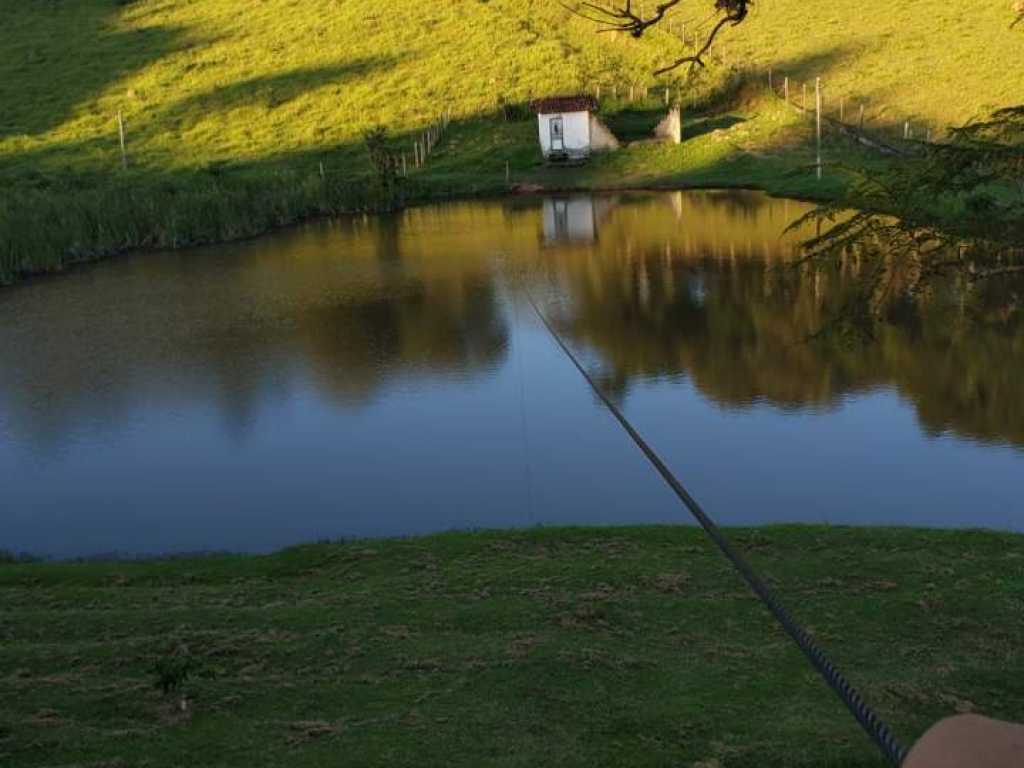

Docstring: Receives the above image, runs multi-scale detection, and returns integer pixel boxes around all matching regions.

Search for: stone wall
[654,107,682,144]
[589,115,621,152]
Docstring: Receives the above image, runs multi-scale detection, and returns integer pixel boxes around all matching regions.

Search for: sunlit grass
[3,0,1019,177]
[0,0,1021,280]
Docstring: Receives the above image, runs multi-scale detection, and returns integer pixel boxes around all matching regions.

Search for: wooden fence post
[859,104,865,130]
[784,76,789,105]
[768,68,773,92]
[815,77,822,180]
[319,161,325,179]
[117,110,127,169]
[802,82,807,114]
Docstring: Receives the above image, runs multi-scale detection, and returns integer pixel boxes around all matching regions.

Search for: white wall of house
[537,111,591,157]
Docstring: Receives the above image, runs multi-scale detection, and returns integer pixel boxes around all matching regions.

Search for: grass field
[2,526,1023,767]
[1,0,1022,281]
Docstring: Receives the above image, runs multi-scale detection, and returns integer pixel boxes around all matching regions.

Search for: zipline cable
[523,289,907,767]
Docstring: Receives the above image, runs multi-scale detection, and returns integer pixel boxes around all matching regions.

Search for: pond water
[2,191,1022,558]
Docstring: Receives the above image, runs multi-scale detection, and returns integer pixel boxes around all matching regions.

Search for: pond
[2,191,1022,559]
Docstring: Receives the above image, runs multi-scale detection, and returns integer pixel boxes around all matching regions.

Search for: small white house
[530,95,619,163]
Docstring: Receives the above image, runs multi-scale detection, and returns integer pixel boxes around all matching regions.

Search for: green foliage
[363,126,402,208]
[153,647,195,695]
[497,95,532,123]
[0,168,387,282]
[791,104,1024,326]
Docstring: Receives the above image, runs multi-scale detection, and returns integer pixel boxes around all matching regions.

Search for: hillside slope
[0,0,1021,279]
[2,0,1020,174]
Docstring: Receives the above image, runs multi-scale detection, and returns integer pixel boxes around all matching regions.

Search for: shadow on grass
[0,55,406,181]
[151,56,405,132]
[603,106,667,143]
[683,115,747,141]
[0,1,194,136]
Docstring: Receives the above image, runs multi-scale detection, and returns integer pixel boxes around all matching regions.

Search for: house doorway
[549,117,565,152]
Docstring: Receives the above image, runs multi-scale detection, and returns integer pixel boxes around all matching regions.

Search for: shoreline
[0,171,837,289]
[0,91,866,288]
[5,521,1022,567]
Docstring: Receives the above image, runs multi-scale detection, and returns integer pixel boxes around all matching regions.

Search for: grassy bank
[0,91,858,282]
[2,526,1022,767]
[3,0,1023,282]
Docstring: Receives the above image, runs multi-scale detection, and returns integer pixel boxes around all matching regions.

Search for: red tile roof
[530,95,598,114]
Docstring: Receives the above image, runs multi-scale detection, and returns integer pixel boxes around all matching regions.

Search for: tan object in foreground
[904,715,1024,768]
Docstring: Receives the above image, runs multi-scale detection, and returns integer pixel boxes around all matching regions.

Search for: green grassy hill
[1,0,1021,279]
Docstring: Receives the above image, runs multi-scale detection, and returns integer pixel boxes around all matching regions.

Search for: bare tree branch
[654,9,745,75]
[561,0,752,74]
[560,0,685,37]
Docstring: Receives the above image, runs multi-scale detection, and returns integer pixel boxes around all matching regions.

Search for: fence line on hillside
[107,105,454,180]
[575,67,933,183]
[405,107,452,175]
[102,71,934,183]
[765,68,930,163]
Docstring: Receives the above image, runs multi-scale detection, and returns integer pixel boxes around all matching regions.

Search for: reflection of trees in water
[299,277,508,403]
[0,213,509,445]
[292,209,508,403]
[551,245,1024,447]
[2,190,1021,451]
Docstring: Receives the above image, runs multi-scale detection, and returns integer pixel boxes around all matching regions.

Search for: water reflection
[534,194,1024,446]
[1,191,1021,557]
[0,212,509,446]
[542,196,619,244]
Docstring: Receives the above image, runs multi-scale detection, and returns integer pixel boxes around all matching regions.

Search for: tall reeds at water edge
[0,169,416,284]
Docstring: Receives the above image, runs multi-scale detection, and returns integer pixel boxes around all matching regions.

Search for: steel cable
[524,290,907,766]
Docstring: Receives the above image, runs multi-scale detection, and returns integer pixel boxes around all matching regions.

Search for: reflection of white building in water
[543,197,596,244]
[541,196,620,245]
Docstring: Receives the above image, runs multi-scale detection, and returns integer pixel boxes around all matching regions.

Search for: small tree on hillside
[363,126,401,208]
